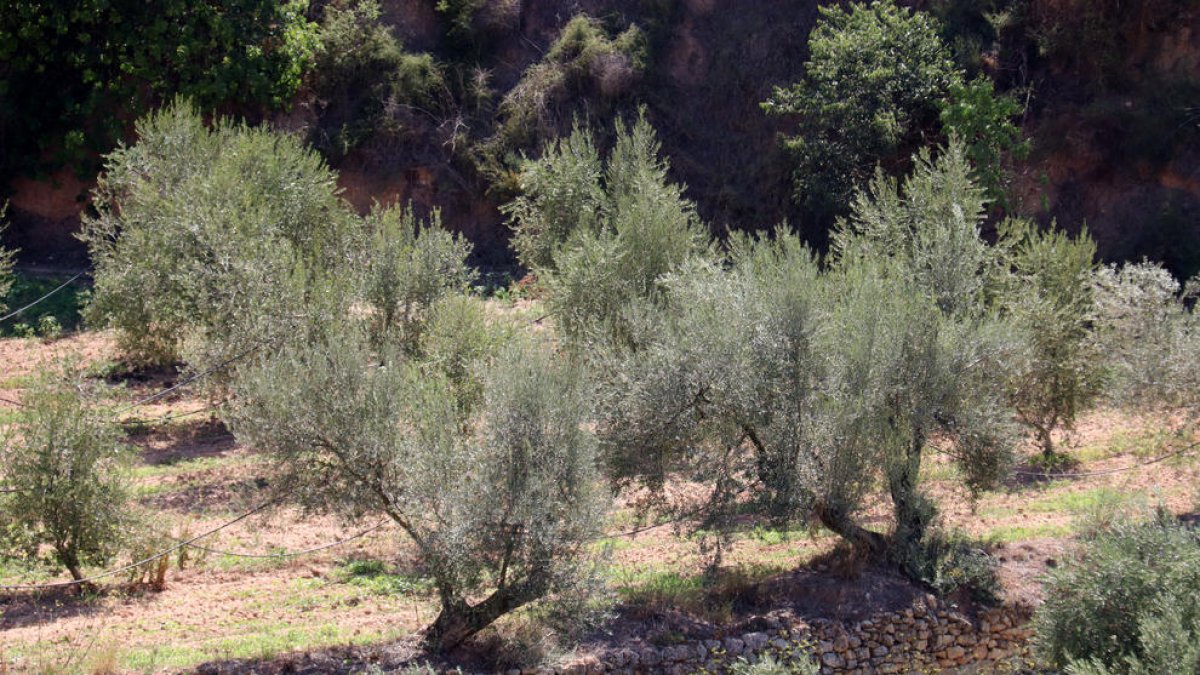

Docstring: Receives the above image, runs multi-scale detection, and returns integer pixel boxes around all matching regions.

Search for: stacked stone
[534,597,1034,674]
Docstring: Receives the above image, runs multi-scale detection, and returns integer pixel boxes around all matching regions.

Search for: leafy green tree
[939,77,1030,203]
[762,0,960,220]
[0,0,318,178]
[1000,221,1101,460]
[1035,512,1200,674]
[763,0,1027,218]
[81,100,360,368]
[0,367,134,581]
[229,321,608,650]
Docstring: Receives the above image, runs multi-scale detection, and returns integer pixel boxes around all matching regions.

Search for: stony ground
[1,329,1197,674]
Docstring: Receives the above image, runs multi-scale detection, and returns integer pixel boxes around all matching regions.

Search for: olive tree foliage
[597,142,1019,570]
[999,221,1102,459]
[228,313,608,651]
[81,100,360,369]
[1090,262,1200,412]
[0,367,134,581]
[360,203,475,352]
[503,113,711,346]
[0,203,14,314]
[1035,512,1200,674]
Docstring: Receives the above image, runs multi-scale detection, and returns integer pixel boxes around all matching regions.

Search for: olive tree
[503,112,711,347]
[1000,221,1102,460]
[1035,512,1200,674]
[359,203,475,352]
[0,203,14,314]
[81,100,361,368]
[1091,262,1200,412]
[0,368,134,581]
[228,318,608,650]
[597,142,1019,573]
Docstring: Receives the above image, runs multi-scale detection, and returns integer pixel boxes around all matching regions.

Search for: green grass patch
[116,622,407,671]
[131,454,246,481]
[1072,427,1182,463]
[0,408,25,425]
[983,522,1074,543]
[983,486,1138,521]
[612,563,785,623]
[337,558,434,596]
[0,374,34,389]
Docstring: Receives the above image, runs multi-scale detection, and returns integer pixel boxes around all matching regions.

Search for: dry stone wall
[539,597,1034,674]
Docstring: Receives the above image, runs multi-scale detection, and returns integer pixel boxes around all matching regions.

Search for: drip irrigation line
[0,395,26,408]
[120,402,223,428]
[0,272,86,323]
[113,342,265,415]
[176,521,389,559]
[0,498,278,591]
[1013,440,1200,478]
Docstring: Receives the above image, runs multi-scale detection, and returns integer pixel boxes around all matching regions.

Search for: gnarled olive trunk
[812,500,887,556]
[423,581,543,652]
[887,439,930,552]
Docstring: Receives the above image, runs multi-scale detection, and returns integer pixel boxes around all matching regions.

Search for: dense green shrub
[1035,513,1200,673]
[81,101,360,368]
[763,0,1026,219]
[1000,221,1101,458]
[0,367,134,581]
[762,0,960,220]
[504,113,710,346]
[229,321,609,650]
[310,0,444,160]
[0,0,318,179]
[597,142,1019,566]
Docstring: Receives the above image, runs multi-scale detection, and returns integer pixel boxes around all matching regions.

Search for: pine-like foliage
[0,203,14,314]
[360,203,475,352]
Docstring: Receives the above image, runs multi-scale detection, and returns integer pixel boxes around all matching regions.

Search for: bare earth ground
[2,330,1198,674]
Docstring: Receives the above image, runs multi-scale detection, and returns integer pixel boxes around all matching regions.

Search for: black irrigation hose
[0,395,26,408]
[112,342,266,416]
[119,402,223,428]
[175,521,389,559]
[0,272,86,324]
[0,498,278,591]
[1012,440,1200,478]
